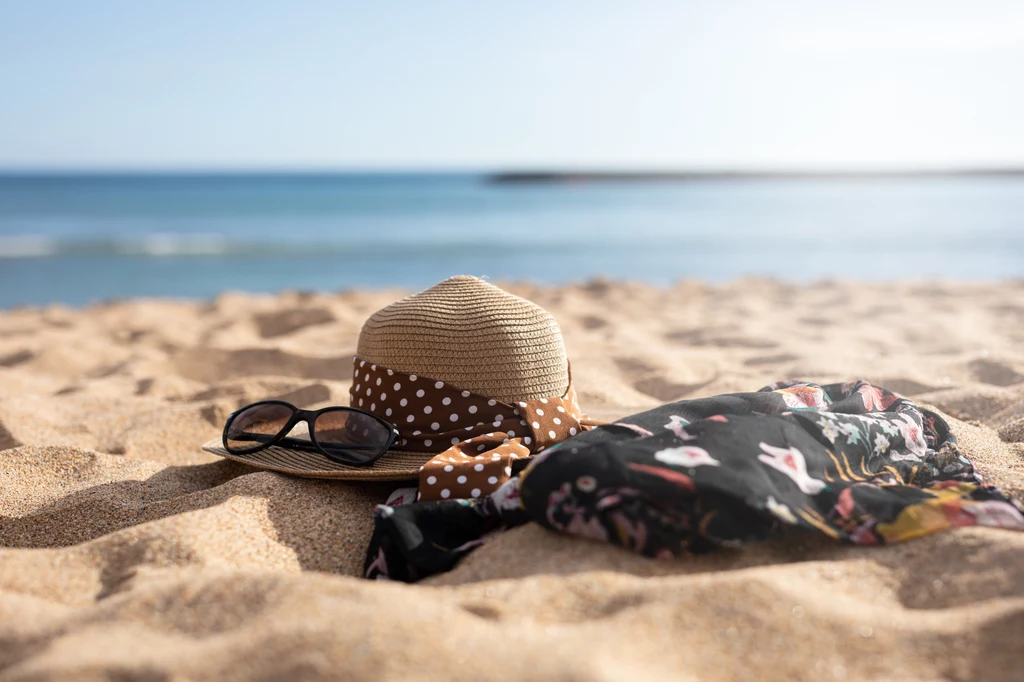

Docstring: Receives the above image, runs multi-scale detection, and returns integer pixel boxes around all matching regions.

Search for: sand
[2,279,1024,681]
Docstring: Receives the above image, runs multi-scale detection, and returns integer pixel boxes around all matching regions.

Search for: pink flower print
[365,546,390,579]
[491,477,523,511]
[757,442,826,494]
[857,383,900,411]
[706,415,729,423]
[566,511,610,542]
[654,445,721,468]
[627,462,697,491]
[896,414,928,457]
[774,385,827,410]
[836,487,857,518]
[965,500,1024,530]
[615,422,655,438]
[850,520,880,545]
[546,483,608,541]
[663,415,696,440]
[545,482,574,525]
[385,487,418,507]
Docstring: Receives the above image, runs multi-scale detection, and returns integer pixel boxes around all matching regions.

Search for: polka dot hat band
[351,357,597,500]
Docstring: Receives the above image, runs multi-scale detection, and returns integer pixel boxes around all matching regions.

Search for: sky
[1,0,1023,170]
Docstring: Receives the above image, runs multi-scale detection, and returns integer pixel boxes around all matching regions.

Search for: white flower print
[889,449,922,462]
[663,415,696,441]
[654,445,720,468]
[838,422,861,445]
[872,433,891,456]
[757,442,826,495]
[766,496,798,524]
[490,477,523,511]
[817,418,841,444]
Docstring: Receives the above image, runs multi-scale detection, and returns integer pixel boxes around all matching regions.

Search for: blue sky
[2,0,1023,170]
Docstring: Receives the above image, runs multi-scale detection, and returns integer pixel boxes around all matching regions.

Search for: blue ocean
[1,173,1022,308]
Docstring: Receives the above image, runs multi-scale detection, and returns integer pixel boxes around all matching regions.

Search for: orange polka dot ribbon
[349,356,599,501]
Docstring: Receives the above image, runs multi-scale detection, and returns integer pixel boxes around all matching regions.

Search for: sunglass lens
[225,403,294,452]
[314,410,392,462]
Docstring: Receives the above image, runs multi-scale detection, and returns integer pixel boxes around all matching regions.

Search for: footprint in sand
[633,376,714,402]
[0,349,33,367]
[197,383,331,426]
[909,286,954,299]
[579,315,609,330]
[189,380,333,404]
[988,303,1024,320]
[253,307,336,339]
[867,378,938,397]
[270,383,331,407]
[173,348,352,383]
[460,602,504,621]
[914,386,1023,422]
[797,317,833,327]
[969,359,1024,387]
[743,353,800,367]
[96,537,191,599]
[613,356,656,375]
[861,304,903,318]
[613,357,714,401]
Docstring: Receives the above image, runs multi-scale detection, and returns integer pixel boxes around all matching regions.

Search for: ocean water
[1,173,1023,308]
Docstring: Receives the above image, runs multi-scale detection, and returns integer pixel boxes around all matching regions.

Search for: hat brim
[201,438,429,481]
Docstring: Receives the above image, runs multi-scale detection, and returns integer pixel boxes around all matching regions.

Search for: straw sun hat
[203,275,575,481]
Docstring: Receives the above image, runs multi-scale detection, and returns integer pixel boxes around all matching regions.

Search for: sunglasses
[222,400,400,466]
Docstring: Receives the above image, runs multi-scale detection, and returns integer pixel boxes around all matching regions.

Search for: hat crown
[356,275,569,403]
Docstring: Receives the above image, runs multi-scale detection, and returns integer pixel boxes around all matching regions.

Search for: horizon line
[3,166,1024,181]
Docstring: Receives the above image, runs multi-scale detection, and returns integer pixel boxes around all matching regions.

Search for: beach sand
[2,279,1024,681]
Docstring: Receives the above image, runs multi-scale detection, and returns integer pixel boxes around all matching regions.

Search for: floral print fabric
[364,380,1024,582]
[519,380,1024,554]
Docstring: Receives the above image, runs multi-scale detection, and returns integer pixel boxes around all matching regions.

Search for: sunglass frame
[222,399,401,466]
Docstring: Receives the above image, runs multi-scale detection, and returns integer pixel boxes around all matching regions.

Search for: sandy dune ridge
[2,279,1024,681]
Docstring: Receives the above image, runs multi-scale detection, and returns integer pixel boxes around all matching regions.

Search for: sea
[1,173,1022,308]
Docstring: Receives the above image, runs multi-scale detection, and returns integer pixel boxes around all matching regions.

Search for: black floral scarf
[364,380,1024,582]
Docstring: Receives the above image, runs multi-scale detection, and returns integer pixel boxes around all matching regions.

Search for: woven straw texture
[357,275,569,403]
[201,438,427,481]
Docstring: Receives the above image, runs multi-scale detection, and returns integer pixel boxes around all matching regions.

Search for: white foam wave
[0,236,59,258]
[117,233,230,256]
